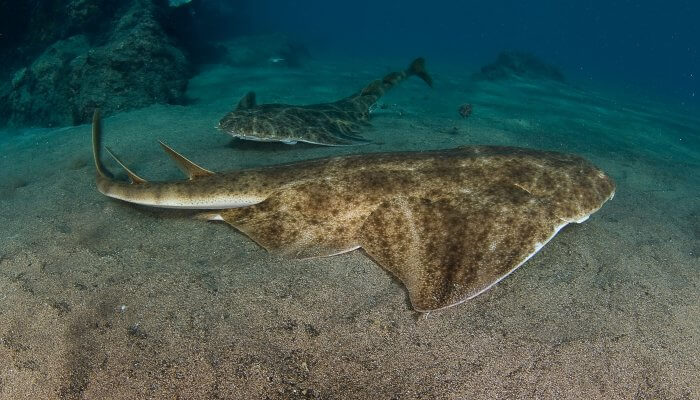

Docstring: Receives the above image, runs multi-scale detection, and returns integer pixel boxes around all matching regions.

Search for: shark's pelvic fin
[104,147,147,184]
[158,141,215,180]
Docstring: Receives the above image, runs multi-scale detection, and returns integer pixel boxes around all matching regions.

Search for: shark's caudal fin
[92,109,214,185]
[92,109,112,179]
[406,57,433,87]
[359,57,433,98]
[91,110,147,184]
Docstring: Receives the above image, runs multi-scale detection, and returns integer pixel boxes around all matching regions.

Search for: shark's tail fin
[92,109,112,179]
[407,57,433,87]
[359,57,433,99]
[379,57,433,89]
[92,109,147,184]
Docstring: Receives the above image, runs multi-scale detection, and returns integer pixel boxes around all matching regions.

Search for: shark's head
[217,58,433,147]
[217,91,363,146]
[217,95,300,145]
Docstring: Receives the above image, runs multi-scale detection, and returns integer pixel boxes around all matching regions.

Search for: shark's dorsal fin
[104,147,147,184]
[158,141,215,180]
[236,91,257,110]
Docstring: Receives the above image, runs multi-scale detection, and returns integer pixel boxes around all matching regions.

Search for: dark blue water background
[234,0,699,107]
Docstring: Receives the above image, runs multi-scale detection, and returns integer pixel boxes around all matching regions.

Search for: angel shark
[92,111,615,311]
[217,58,433,146]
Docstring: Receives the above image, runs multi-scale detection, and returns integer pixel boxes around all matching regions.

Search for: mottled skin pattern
[217,58,433,146]
[93,112,615,311]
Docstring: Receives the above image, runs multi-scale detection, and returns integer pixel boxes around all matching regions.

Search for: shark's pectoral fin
[158,141,215,179]
[358,190,566,312]
[216,181,376,258]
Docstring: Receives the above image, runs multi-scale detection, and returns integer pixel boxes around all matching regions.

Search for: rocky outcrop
[474,51,565,82]
[0,0,190,127]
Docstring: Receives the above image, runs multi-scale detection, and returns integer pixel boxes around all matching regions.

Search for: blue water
[238,0,699,105]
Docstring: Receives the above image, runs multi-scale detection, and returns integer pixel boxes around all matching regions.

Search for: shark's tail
[91,109,219,208]
[92,109,111,179]
[406,57,433,87]
[92,109,213,186]
[92,109,147,185]
[359,57,432,98]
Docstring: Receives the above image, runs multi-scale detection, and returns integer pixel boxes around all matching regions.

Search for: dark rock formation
[458,103,473,118]
[0,0,120,69]
[0,0,191,127]
[474,51,565,82]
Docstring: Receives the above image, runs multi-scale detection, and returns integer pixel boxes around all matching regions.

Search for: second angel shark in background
[218,58,433,146]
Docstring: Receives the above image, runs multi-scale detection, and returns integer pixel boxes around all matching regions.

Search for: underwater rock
[458,103,473,118]
[65,1,190,124]
[474,51,565,82]
[2,35,92,126]
[0,0,120,66]
[221,34,311,68]
[0,0,190,127]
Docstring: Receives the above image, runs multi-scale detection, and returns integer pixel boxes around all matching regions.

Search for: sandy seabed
[0,58,698,399]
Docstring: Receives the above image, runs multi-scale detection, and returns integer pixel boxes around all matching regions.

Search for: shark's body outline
[93,111,615,311]
[217,58,433,146]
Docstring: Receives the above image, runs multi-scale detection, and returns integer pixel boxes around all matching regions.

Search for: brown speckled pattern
[217,58,432,146]
[183,146,616,311]
[360,191,561,311]
[98,145,615,311]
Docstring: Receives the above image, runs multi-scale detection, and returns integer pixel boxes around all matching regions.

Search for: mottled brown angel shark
[217,58,433,146]
[92,111,615,311]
